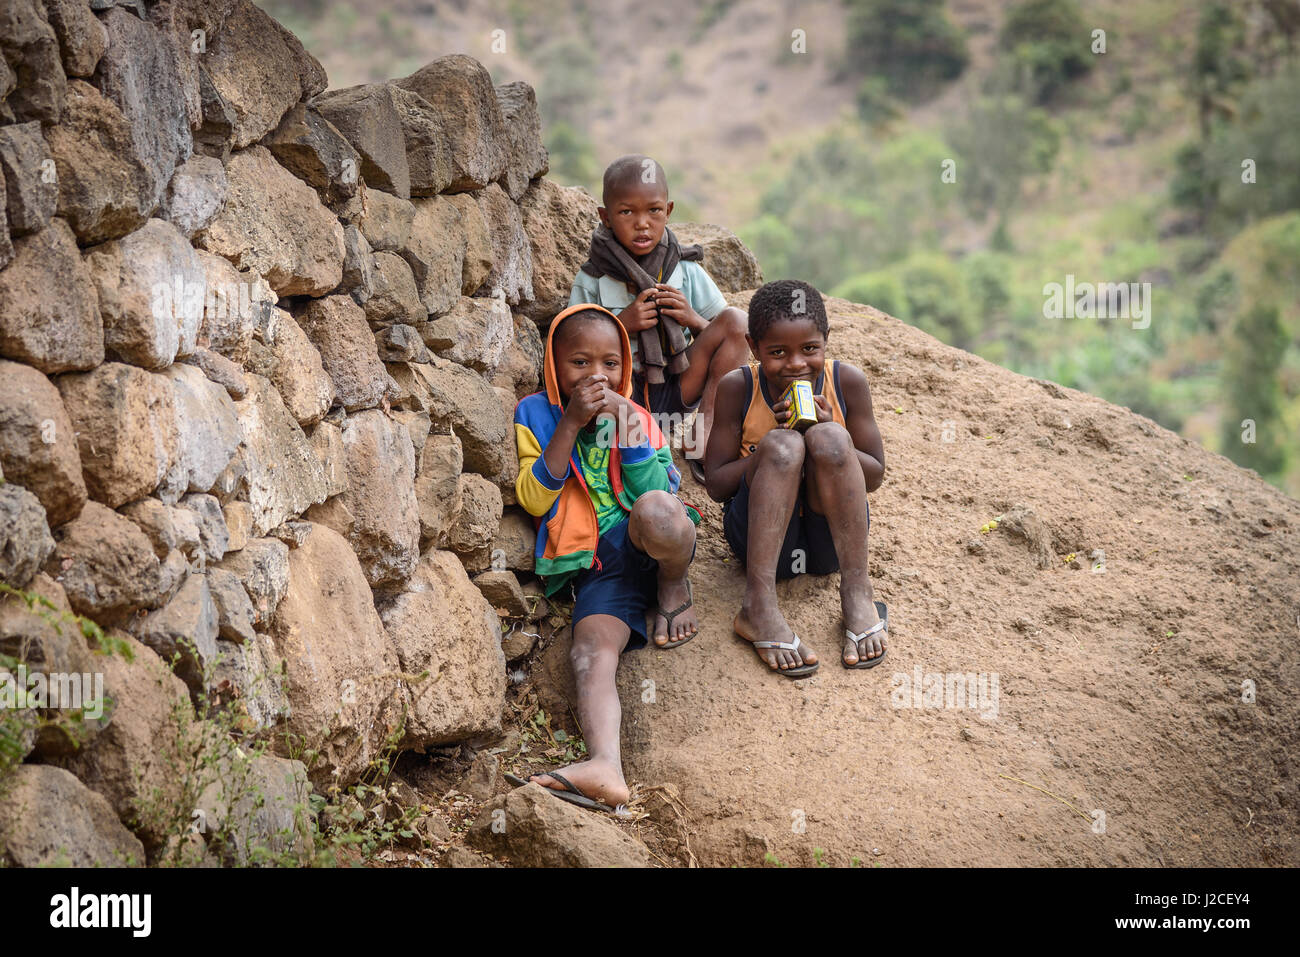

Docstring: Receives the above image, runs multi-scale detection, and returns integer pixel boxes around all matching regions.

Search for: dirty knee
[805,422,852,465]
[756,429,805,471]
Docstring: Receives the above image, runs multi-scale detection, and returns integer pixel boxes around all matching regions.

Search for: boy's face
[598,181,674,257]
[553,317,624,410]
[748,317,827,392]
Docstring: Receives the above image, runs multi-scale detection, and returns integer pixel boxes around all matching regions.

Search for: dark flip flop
[687,458,706,486]
[652,580,697,649]
[844,601,889,669]
[504,771,615,813]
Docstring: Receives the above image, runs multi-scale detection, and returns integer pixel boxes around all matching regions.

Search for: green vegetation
[843,0,969,101]
[997,0,1095,104]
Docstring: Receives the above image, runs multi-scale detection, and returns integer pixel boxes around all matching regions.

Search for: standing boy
[568,154,749,482]
[513,304,701,807]
[703,280,888,676]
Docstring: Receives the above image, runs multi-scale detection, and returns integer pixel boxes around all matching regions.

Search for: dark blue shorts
[570,516,695,652]
[632,370,700,417]
[723,474,869,581]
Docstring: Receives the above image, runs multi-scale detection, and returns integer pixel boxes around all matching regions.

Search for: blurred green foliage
[997,0,1095,104]
[842,0,969,101]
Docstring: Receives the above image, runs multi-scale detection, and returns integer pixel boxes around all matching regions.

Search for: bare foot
[734,593,818,672]
[530,758,630,806]
[842,588,885,666]
[652,575,698,647]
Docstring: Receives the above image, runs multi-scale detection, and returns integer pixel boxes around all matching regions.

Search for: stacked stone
[0,0,607,867]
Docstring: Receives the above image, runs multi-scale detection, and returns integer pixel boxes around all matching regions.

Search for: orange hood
[543,303,634,409]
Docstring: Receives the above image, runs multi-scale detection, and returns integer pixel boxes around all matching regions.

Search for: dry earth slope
[540,292,1299,867]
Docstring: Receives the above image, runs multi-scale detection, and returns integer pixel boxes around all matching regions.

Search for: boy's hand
[653,283,706,332]
[562,374,608,426]
[773,397,791,425]
[813,394,833,423]
[619,288,660,333]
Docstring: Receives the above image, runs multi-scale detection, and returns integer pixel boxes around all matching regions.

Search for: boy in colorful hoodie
[513,303,701,808]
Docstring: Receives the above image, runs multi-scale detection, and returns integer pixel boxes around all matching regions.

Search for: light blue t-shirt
[567,260,728,371]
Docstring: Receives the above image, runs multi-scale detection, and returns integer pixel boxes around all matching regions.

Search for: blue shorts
[632,370,700,417]
[569,514,694,652]
[723,474,869,580]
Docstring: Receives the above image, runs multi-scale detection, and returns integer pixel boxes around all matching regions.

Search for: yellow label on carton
[782,379,818,431]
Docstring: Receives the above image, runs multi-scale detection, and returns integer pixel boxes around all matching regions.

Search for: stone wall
[0,0,609,866]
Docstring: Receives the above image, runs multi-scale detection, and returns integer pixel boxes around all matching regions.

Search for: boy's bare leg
[529,614,631,806]
[628,490,699,645]
[677,307,748,460]
[803,422,884,665]
[733,430,819,671]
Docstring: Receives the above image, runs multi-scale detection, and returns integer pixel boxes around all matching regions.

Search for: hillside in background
[263,0,1300,501]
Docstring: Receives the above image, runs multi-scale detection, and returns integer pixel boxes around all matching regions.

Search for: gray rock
[313,82,411,199]
[194,752,310,864]
[0,483,55,588]
[0,0,66,125]
[209,632,288,730]
[358,186,414,253]
[41,0,108,77]
[177,492,230,565]
[495,81,548,201]
[0,765,145,867]
[340,409,419,594]
[161,363,242,495]
[264,308,334,428]
[44,500,163,620]
[393,55,507,193]
[364,251,424,328]
[0,121,57,234]
[295,295,388,412]
[473,182,533,305]
[205,569,256,646]
[128,570,218,697]
[159,154,227,240]
[263,101,361,206]
[214,536,289,630]
[420,295,512,373]
[468,783,650,867]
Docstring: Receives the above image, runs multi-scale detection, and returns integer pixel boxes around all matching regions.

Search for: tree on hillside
[1189,2,1251,138]
[1220,302,1290,479]
[997,0,1094,105]
[843,0,969,102]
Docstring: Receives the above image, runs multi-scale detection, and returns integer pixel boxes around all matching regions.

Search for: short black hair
[602,154,669,207]
[552,308,620,350]
[747,279,829,343]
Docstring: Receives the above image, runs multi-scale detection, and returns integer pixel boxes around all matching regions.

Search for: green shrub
[998,0,1094,104]
[830,270,905,315]
[843,0,969,101]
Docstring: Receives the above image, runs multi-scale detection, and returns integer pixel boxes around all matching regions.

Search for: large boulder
[43,80,154,244]
[208,632,288,730]
[419,295,512,373]
[294,295,388,412]
[0,0,66,124]
[393,55,507,193]
[193,752,311,865]
[0,121,57,235]
[263,102,361,206]
[446,472,503,569]
[358,186,414,252]
[41,0,108,78]
[313,83,411,199]
[392,83,455,197]
[401,196,465,317]
[389,359,514,483]
[364,252,423,328]
[224,375,329,537]
[43,499,165,623]
[160,363,241,495]
[518,178,599,326]
[196,0,328,150]
[0,483,55,588]
[0,217,103,373]
[378,549,506,749]
[263,308,335,427]
[339,409,419,594]
[494,81,548,201]
[446,192,493,295]
[84,217,205,369]
[94,6,195,213]
[268,523,406,788]
[196,145,344,298]
[55,362,178,509]
[467,783,650,867]
[673,222,763,293]
[0,765,145,867]
[0,359,87,527]
[473,182,533,305]
[52,632,196,854]
[491,312,544,400]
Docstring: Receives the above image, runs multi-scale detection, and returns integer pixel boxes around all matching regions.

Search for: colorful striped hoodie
[514,304,698,595]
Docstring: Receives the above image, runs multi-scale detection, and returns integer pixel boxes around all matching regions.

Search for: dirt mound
[530,294,1299,867]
